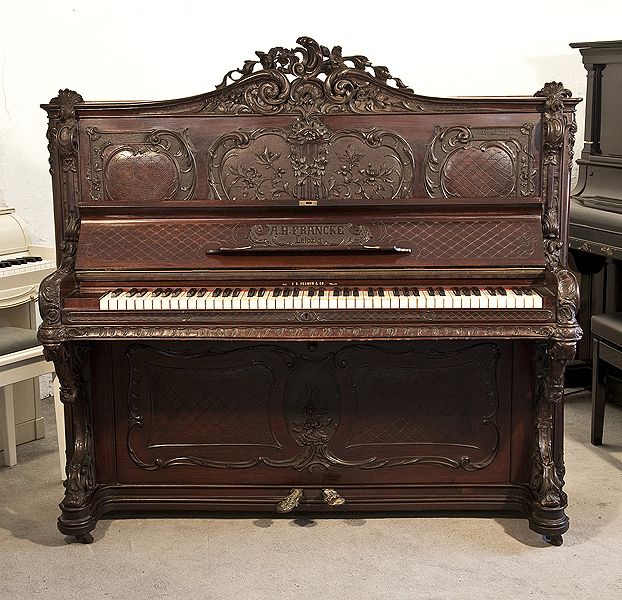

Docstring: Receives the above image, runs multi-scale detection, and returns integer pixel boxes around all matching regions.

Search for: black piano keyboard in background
[99,286,543,310]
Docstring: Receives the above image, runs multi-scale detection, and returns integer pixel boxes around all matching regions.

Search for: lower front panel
[78,338,535,520]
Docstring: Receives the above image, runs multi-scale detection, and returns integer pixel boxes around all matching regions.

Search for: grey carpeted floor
[1,388,621,599]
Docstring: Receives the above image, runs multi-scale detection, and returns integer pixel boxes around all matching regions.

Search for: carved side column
[43,342,94,541]
[529,83,582,545]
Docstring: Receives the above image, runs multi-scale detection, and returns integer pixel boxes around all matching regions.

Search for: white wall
[1,0,621,246]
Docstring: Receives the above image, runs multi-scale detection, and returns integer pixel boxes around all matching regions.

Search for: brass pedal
[276,488,304,513]
[322,488,345,506]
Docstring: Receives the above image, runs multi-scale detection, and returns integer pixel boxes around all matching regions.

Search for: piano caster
[322,488,345,506]
[276,488,304,513]
[544,535,563,547]
[67,532,94,544]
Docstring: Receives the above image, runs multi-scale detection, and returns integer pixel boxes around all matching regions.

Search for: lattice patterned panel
[443,146,514,197]
[425,125,536,198]
[348,361,480,446]
[105,149,178,202]
[144,361,275,446]
[82,222,239,263]
[375,219,537,259]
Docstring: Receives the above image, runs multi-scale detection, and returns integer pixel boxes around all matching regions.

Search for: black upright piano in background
[569,41,622,365]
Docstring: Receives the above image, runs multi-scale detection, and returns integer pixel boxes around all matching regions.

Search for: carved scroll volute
[43,342,94,510]
[210,36,417,116]
[534,82,574,270]
[45,89,83,233]
[40,89,84,332]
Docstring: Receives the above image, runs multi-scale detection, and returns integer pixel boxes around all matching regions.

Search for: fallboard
[75,200,546,271]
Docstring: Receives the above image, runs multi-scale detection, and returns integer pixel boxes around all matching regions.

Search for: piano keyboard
[0,256,56,277]
[99,286,543,311]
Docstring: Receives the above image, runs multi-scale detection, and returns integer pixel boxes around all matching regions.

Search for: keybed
[99,286,544,311]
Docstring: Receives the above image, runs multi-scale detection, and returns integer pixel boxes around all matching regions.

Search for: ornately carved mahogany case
[39,37,580,545]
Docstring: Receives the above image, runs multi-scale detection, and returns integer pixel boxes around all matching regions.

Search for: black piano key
[258,288,267,297]
[514,288,523,295]
[282,288,291,297]
[127,288,139,297]
[162,288,173,297]
[452,287,461,296]
[308,288,315,297]
[138,288,149,297]
[436,287,446,296]
[368,287,375,296]
[112,288,123,297]
[197,288,207,297]
[232,287,241,297]
[411,287,420,296]
[496,287,507,296]
[353,288,359,296]
[187,288,197,297]
[333,287,340,297]
[401,287,410,296]
[523,288,533,296]
[273,288,281,297]
[212,288,222,297]
[293,288,300,297]
[248,288,257,297]
[377,288,385,297]
[393,287,401,296]
[486,287,496,296]
[153,288,163,297]
[222,287,232,297]
[172,288,182,297]
[470,287,481,296]
[460,287,471,296]
[343,288,350,297]
[318,287,325,297]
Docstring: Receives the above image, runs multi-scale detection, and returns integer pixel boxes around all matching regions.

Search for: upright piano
[569,41,622,363]
[39,38,581,545]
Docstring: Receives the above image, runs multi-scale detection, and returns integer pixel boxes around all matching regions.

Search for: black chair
[591,312,622,445]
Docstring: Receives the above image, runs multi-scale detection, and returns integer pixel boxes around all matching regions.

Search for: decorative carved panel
[77,216,541,267]
[86,128,197,202]
[208,116,414,201]
[122,341,501,474]
[425,125,536,198]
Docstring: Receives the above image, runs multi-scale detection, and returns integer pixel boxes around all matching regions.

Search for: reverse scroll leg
[44,342,98,540]
[529,338,576,543]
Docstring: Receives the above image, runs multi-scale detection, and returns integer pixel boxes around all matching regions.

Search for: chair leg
[0,385,18,466]
[592,338,606,446]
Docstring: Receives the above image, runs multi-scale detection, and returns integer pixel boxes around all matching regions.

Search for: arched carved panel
[208,116,414,201]
[425,124,536,198]
[86,127,197,203]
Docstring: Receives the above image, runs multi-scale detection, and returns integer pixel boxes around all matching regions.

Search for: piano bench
[591,313,622,445]
[0,327,55,466]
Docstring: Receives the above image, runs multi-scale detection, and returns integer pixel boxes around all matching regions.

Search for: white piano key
[532,291,543,309]
[99,291,113,310]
